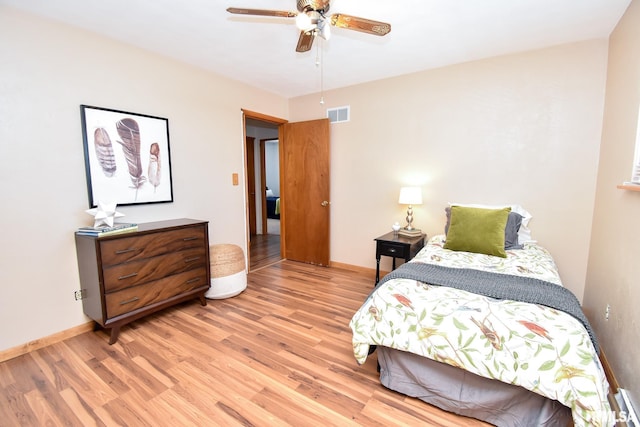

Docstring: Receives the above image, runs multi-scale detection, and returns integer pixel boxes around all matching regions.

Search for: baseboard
[599,346,620,393]
[328,261,375,274]
[0,322,94,363]
[328,261,391,278]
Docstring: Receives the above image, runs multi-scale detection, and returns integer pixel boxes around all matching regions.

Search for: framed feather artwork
[80,105,174,207]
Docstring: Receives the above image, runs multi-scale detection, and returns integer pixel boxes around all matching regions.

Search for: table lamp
[398,186,423,237]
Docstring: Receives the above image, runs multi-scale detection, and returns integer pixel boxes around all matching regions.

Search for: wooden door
[281,118,331,266]
[246,136,257,236]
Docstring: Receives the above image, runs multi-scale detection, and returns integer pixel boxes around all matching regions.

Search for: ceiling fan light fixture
[295,12,315,32]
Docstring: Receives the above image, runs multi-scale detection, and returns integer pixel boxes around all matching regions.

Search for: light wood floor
[0,261,489,426]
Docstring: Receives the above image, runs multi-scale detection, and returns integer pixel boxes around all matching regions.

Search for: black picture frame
[80,105,174,208]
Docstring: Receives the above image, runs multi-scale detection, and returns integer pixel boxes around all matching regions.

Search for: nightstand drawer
[374,231,426,285]
[377,242,409,258]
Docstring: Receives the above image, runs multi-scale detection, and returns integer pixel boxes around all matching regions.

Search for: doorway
[245,116,283,271]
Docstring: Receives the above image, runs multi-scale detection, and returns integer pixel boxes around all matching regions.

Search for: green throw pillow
[444,206,511,257]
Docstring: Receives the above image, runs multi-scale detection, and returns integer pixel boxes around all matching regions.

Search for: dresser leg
[198,294,207,306]
[108,327,121,345]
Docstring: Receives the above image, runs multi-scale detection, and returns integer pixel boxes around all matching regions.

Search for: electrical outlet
[605,304,610,320]
[74,290,85,301]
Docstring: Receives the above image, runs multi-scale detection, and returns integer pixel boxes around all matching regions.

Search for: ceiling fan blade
[226,7,297,18]
[296,31,315,52]
[329,14,391,36]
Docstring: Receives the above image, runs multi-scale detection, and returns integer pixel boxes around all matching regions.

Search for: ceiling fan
[227,0,391,52]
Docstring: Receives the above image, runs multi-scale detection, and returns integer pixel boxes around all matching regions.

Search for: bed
[350,205,614,427]
[266,196,280,219]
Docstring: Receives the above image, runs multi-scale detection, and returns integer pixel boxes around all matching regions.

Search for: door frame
[259,138,279,235]
[259,139,267,236]
[246,136,257,236]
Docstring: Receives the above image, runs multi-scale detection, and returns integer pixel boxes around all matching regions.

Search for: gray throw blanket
[378,262,599,354]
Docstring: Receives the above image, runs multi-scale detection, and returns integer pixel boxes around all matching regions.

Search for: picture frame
[80,105,174,208]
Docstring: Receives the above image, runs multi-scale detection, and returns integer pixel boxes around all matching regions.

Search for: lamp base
[398,228,422,237]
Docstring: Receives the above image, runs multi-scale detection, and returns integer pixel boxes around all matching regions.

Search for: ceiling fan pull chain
[317,39,325,105]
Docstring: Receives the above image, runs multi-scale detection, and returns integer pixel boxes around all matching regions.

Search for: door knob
[321,200,330,207]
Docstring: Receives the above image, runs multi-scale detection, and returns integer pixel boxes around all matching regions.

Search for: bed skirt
[377,346,571,427]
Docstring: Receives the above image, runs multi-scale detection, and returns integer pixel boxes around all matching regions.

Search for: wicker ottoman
[205,244,247,299]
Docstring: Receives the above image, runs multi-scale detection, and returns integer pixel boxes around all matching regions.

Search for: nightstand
[374,231,426,285]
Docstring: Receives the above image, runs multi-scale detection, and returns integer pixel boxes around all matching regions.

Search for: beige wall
[0,7,288,351]
[290,40,608,300]
[586,0,640,408]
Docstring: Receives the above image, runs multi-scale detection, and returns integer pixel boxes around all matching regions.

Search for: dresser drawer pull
[183,237,199,241]
[186,277,201,284]
[388,248,396,253]
[119,296,140,305]
[115,248,137,254]
[118,272,139,280]
[184,256,201,263]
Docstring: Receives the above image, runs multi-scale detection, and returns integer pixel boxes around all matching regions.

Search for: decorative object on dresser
[76,222,138,237]
[374,231,426,285]
[74,218,210,344]
[85,200,125,227]
[80,105,174,208]
[397,186,423,237]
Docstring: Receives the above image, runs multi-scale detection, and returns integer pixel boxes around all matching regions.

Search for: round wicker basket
[209,244,245,278]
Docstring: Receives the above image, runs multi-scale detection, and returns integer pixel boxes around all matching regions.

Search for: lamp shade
[398,187,422,205]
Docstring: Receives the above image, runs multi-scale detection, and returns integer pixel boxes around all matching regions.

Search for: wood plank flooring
[0,261,489,426]
[249,234,281,271]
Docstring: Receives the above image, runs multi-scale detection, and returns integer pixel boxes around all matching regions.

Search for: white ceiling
[1,0,631,98]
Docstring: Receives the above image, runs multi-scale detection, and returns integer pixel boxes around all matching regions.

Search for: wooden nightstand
[375,231,426,285]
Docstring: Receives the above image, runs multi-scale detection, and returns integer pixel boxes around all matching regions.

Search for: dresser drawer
[105,268,208,318]
[102,247,207,293]
[100,225,207,266]
[377,242,409,259]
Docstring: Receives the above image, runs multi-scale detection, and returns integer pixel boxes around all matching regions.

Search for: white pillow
[448,203,534,244]
[266,189,274,197]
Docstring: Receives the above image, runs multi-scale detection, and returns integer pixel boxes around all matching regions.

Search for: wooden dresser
[75,218,211,344]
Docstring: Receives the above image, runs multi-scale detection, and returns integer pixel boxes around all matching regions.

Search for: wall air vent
[327,106,350,124]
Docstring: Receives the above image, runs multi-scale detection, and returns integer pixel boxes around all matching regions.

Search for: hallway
[249,234,281,271]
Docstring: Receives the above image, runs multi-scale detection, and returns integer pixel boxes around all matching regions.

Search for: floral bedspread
[350,236,613,427]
